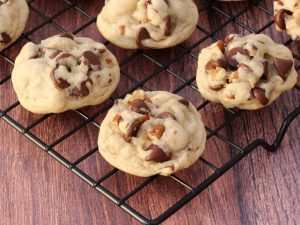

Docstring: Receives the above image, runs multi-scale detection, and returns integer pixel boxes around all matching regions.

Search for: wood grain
[0,0,299,225]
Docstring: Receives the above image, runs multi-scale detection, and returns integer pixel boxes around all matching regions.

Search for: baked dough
[12,33,120,114]
[0,0,29,51]
[196,33,297,110]
[98,90,206,177]
[97,0,199,49]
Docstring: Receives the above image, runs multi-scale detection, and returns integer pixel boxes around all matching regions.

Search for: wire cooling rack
[0,0,299,224]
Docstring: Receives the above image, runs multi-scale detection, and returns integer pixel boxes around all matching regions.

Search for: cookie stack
[3,0,298,177]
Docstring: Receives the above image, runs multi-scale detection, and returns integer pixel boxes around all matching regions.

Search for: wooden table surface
[1,0,299,225]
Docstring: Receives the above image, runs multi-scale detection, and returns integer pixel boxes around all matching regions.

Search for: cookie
[98,90,206,177]
[12,33,120,114]
[0,0,29,51]
[196,33,297,110]
[274,0,300,41]
[97,0,199,49]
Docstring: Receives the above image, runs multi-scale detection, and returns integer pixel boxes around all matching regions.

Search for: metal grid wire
[0,0,300,224]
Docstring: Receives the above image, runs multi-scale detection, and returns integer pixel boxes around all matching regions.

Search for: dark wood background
[0,0,299,225]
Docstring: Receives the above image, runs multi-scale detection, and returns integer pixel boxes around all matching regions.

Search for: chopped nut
[105,58,113,67]
[119,25,126,36]
[229,71,239,83]
[148,124,165,139]
[113,114,123,125]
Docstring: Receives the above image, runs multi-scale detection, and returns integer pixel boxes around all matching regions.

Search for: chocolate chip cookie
[196,33,297,110]
[12,33,120,114]
[0,0,29,51]
[274,0,300,41]
[96,0,199,49]
[98,90,206,177]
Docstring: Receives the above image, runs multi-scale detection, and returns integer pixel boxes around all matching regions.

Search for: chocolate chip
[136,27,151,49]
[209,84,224,91]
[205,59,228,71]
[82,51,101,71]
[56,52,73,61]
[251,87,269,105]
[50,68,71,89]
[216,40,225,53]
[149,124,165,139]
[145,0,151,5]
[123,114,150,142]
[274,9,292,30]
[273,57,293,80]
[71,79,93,97]
[238,63,253,73]
[262,61,268,79]
[164,0,169,6]
[157,112,176,120]
[130,99,150,114]
[178,99,189,107]
[145,144,170,163]
[164,16,172,36]
[226,47,249,68]
[49,50,62,59]
[59,33,74,40]
[0,32,11,43]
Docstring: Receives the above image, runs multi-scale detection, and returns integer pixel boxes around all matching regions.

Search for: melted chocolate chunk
[226,47,249,68]
[178,99,189,107]
[145,144,170,163]
[50,68,71,89]
[205,59,228,71]
[0,32,11,43]
[262,61,268,79]
[157,112,176,120]
[123,114,150,142]
[130,99,150,114]
[165,15,172,37]
[71,79,93,97]
[82,51,101,71]
[251,87,269,105]
[209,84,224,91]
[136,27,151,49]
[273,57,293,80]
[56,52,73,61]
[274,9,292,30]
[59,33,74,40]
